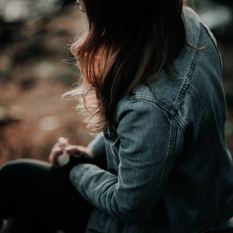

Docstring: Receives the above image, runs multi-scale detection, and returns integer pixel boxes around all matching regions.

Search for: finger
[49,149,63,165]
[50,143,64,154]
[52,153,63,167]
[65,145,87,156]
[58,137,69,146]
[56,138,69,152]
[50,144,64,156]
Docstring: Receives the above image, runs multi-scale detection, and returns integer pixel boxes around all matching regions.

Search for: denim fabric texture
[69,7,233,233]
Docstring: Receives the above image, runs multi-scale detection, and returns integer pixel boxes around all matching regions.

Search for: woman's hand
[49,137,93,167]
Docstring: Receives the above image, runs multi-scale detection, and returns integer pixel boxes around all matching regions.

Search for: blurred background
[0,0,233,163]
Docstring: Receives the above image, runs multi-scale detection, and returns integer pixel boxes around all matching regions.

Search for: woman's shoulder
[115,80,178,121]
[115,7,224,128]
[183,6,220,55]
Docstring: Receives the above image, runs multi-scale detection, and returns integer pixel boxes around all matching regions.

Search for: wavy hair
[66,0,186,133]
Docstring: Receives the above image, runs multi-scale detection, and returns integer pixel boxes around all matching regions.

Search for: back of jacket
[69,7,233,233]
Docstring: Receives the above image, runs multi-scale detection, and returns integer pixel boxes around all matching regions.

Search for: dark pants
[0,159,92,233]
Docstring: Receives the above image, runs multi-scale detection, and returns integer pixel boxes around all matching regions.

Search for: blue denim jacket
[69,7,233,233]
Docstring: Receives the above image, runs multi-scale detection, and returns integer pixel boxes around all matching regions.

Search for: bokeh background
[0,0,233,163]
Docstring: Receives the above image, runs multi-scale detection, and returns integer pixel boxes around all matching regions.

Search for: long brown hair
[67,0,186,133]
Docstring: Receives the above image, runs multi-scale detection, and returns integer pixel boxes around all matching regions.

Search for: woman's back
[146,7,233,232]
[70,7,233,233]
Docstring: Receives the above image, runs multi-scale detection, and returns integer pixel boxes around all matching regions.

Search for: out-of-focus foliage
[0,1,90,163]
[191,0,232,39]
[0,0,74,22]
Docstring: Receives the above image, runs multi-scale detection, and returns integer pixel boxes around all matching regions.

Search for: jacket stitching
[201,24,223,70]
[175,27,203,112]
[167,122,190,233]
[149,117,180,222]
[188,85,208,123]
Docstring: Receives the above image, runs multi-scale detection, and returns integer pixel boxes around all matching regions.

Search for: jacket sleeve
[88,133,106,158]
[69,99,183,223]
[86,133,106,169]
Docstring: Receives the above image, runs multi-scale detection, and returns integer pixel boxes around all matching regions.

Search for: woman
[0,0,233,233]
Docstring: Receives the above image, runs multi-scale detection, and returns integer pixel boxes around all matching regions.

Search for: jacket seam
[188,85,208,123]
[201,23,223,70]
[167,122,189,233]
[174,25,203,112]
[149,114,181,224]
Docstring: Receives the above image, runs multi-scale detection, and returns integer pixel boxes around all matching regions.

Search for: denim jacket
[69,7,233,233]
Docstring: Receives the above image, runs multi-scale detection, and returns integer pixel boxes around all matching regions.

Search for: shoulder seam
[201,23,223,70]
[174,25,203,112]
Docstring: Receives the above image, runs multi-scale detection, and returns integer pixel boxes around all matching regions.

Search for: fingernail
[58,137,68,144]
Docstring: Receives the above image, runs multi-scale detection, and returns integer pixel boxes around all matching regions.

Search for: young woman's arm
[88,133,105,156]
[87,133,106,168]
[69,99,184,223]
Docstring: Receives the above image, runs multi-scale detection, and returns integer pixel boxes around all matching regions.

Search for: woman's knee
[1,159,34,175]
[0,160,23,178]
[0,160,28,187]
[0,159,51,184]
